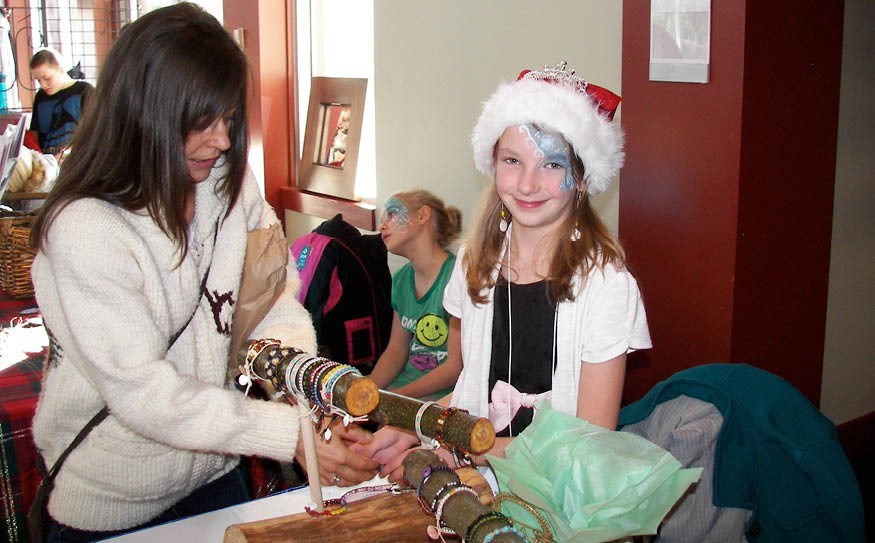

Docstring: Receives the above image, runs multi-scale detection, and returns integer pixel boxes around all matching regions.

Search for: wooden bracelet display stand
[223,466,493,543]
[375,391,495,455]
[234,341,505,542]
[240,341,495,455]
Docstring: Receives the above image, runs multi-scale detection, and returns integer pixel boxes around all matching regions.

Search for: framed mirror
[298,77,367,201]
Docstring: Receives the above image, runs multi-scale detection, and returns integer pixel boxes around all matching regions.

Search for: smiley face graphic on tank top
[415,313,449,348]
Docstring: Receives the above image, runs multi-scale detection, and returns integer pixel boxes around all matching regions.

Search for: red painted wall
[731,1,843,405]
[223,0,296,215]
[619,1,843,405]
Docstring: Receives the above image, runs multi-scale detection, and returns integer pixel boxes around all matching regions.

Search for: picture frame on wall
[298,77,368,201]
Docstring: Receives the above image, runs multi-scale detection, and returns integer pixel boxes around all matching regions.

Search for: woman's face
[494,124,579,236]
[31,64,67,96]
[184,115,232,183]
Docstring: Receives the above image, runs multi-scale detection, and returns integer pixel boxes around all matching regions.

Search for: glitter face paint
[381,197,411,232]
[518,124,577,191]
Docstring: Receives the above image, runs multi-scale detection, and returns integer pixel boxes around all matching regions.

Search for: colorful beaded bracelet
[482,524,527,543]
[430,479,466,511]
[304,483,412,517]
[433,485,479,531]
[465,511,509,543]
[323,366,360,406]
[304,497,347,516]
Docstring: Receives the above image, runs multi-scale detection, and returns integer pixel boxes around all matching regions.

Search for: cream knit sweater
[31,166,317,531]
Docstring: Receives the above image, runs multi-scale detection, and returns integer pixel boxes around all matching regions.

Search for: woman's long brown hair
[31,3,250,262]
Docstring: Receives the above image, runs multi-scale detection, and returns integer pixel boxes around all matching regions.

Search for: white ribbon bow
[488,380,552,433]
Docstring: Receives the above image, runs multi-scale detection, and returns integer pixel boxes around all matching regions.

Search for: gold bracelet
[244,338,282,379]
[435,407,459,447]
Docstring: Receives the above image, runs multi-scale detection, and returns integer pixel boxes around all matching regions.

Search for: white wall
[820,0,875,425]
[373,0,623,265]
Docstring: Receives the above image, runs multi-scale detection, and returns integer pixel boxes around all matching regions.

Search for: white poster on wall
[650,0,711,83]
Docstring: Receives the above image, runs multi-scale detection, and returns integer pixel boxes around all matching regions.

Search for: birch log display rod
[403,450,526,543]
[373,391,496,455]
[238,340,495,456]
[238,339,379,416]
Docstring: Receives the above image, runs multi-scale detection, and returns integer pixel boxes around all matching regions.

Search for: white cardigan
[444,242,652,419]
[31,166,317,531]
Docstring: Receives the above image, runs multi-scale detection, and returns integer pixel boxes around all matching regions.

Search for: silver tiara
[520,60,589,94]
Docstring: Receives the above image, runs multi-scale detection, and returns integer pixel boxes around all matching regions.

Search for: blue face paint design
[519,124,577,190]
[382,197,411,232]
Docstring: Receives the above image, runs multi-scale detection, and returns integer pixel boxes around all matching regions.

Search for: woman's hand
[349,427,459,483]
[295,422,380,487]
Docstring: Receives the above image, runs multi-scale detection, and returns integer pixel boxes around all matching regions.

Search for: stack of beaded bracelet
[465,511,525,543]
[432,406,475,468]
[430,484,479,539]
[415,465,469,541]
[279,350,363,409]
[243,340,367,437]
[240,339,284,391]
[416,465,455,508]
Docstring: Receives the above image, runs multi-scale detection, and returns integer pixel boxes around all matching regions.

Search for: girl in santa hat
[354,61,651,477]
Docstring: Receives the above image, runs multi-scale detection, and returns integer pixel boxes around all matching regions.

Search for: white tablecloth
[101,468,499,542]
[103,478,385,543]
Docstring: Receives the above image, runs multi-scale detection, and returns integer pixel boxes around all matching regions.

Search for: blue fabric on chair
[619,363,865,543]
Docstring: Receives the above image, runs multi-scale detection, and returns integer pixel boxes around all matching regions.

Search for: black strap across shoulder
[37,254,212,491]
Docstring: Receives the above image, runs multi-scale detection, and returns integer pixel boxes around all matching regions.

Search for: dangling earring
[499,206,509,233]
[570,190,582,242]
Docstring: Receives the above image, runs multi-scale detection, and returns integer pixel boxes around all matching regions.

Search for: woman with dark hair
[30,4,376,541]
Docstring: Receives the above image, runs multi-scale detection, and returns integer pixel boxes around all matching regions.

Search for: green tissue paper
[488,403,702,543]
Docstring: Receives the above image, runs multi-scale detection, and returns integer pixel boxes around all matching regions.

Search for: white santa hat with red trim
[471,61,624,196]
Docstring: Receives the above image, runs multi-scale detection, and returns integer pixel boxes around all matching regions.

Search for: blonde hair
[389,189,462,249]
[463,173,626,305]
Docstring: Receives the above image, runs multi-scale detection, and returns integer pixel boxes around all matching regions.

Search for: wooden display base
[224,468,492,543]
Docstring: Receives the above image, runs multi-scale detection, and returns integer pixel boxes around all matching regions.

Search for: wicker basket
[0,212,36,298]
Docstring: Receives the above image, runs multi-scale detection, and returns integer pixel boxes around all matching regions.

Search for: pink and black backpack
[290,214,392,374]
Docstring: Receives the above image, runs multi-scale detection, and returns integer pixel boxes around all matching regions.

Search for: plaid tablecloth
[0,291,45,543]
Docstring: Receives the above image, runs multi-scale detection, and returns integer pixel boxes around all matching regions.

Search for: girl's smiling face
[494,124,580,236]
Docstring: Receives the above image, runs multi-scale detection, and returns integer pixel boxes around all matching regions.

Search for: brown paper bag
[228,222,289,379]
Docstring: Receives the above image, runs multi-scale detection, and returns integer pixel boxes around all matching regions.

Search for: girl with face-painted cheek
[369,191,463,401]
[352,62,652,483]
